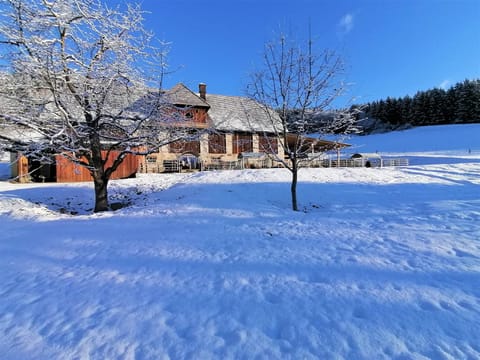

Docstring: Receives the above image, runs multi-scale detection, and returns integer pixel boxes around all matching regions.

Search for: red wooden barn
[12,151,139,183]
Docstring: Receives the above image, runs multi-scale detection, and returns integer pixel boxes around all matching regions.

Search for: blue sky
[135,0,479,106]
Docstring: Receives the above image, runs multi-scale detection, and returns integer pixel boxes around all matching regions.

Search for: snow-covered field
[1,125,479,359]
[348,123,480,166]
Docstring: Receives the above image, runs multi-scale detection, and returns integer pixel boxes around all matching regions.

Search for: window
[208,133,226,154]
[259,135,278,154]
[233,133,253,153]
[169,139,201,154]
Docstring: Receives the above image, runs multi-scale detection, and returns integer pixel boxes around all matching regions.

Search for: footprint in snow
[352,307,369,319]
[458,301,475,311]
[439,301,455,312]
[453,248,477,258]
[419,301,439,312]
[264,292,282,305]
[216,330,247,346]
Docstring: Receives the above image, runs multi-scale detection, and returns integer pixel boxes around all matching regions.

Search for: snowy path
[1,164,480,359]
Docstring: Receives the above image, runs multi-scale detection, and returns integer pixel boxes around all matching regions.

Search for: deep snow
[0,125,479,359]
[347,123,480,166]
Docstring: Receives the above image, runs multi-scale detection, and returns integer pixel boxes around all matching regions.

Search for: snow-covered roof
[164,83,210,108]
[202,94,281,133]
[161,83,281,133]
[286,133,350,151]
[0,121,44,144]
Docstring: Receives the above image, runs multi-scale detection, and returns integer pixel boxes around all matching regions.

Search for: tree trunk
[291,159,298,211]
[89,130,109,212]
[93,172,109,212]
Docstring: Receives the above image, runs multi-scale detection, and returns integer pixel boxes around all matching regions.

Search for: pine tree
[428,88,447,124]
[401,96,414,125]
[361,78,480,133]
[455,79,480,122]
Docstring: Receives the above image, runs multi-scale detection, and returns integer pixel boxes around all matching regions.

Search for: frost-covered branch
[247,31,359,211]
[0,0,200,212]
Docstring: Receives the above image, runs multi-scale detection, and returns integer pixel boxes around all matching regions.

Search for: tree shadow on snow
[0,176,478,219]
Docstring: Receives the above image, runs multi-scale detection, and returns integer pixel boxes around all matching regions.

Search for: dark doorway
[29,158,56,182]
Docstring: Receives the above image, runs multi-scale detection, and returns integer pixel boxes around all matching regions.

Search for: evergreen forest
[359,79,480,133]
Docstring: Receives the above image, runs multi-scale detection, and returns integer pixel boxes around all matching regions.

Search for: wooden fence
[141,156,409,173]
[320,158,409,168]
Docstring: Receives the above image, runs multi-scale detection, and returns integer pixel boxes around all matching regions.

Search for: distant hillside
[358,79,480,134]
[347,123,480,154]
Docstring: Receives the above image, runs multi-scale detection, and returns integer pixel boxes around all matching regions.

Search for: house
[6,82,349,181]
[138,83,283,172]
[139,83,348,173]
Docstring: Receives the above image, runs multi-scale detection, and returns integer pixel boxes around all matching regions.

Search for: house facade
[7,82,349,182]
[139,83,285,173]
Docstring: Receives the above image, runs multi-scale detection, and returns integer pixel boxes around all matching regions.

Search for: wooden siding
[55,151,138,182]
[12,154,29,183]
[191,108,208,124]
[166,107,209,127]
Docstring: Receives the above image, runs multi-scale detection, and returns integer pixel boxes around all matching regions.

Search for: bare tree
[0,0,198,212]
[247,32,359,211]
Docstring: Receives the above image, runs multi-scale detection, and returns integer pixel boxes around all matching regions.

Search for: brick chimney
[199,83,207,100]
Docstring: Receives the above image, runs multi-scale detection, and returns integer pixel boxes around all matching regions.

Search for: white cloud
[439,79,451,90]
[339,13,354,34]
